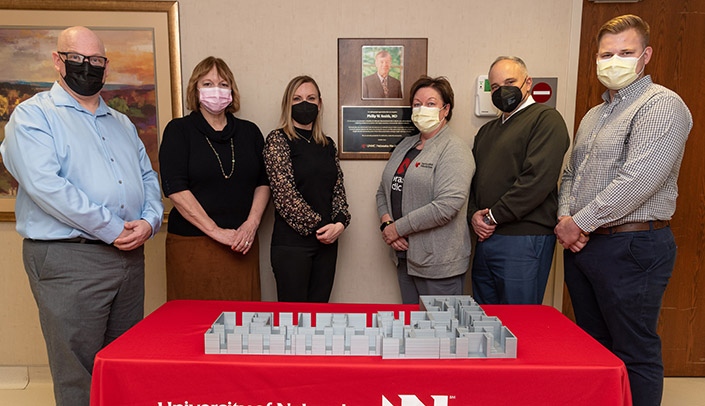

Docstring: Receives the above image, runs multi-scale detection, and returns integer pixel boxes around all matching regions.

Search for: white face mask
[411,106,444,133]
[596,50,645,90]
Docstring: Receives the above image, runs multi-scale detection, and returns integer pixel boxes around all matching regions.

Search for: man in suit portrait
[362,49,402,99]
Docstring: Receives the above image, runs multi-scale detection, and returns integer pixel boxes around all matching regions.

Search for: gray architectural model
[204,296,516,359]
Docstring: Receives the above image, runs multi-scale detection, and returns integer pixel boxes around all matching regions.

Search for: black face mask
[63,60,105,96]
[291,101,319,125]
[491,77,528,113]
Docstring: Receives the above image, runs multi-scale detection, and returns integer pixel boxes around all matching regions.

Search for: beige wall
[0,0,582,366]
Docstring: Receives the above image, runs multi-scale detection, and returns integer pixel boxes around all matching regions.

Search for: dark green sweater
[469,102,570,235]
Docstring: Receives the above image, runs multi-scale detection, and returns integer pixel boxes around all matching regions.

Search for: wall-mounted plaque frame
[338,38,427,160]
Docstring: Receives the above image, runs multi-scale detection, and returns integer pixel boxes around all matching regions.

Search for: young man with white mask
[555,14,692,406]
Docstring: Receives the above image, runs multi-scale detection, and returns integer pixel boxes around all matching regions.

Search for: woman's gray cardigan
[376,125,475,279]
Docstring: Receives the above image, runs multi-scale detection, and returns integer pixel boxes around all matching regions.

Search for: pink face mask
[198,87,232,113]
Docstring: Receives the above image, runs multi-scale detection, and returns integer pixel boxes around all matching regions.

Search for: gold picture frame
[0,0,182,221]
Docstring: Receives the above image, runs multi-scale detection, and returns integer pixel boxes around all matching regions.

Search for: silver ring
[245,241,250,245]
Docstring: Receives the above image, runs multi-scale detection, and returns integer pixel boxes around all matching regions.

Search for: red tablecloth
[91,300,631,406]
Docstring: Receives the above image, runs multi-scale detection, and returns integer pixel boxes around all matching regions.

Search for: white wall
[0,0,582,366]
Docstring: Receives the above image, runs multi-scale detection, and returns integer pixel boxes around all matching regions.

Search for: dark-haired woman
[376,76,475,304]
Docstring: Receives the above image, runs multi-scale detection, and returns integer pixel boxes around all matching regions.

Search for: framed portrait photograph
[338,38,427,160]
[0,0,182,221]
[361,45,404,100]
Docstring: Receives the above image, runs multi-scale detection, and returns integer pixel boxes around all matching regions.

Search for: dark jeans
[271,242,338,302]
[564,227,676,406]
[23,239,145,406]
[472,234,556,304]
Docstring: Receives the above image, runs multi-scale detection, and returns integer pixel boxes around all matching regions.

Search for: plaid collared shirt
[558,75,692,232]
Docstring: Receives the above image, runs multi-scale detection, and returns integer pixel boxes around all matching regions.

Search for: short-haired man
[362,50,402,99]
[1,26,163,406]
[555,15,691,406]
[469,56,569,304]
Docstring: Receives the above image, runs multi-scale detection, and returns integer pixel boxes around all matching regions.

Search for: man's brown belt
[592,220,670,235]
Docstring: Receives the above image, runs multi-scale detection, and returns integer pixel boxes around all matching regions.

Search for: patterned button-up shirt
[558,75,692,232]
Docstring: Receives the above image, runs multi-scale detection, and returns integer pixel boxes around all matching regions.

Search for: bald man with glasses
[1,26,163,406]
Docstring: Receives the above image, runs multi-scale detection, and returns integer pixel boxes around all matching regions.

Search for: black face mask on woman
[63,60,105,96]
[291,101,319,125]
[491,77,527,113]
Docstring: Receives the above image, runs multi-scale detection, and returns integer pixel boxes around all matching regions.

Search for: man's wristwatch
[380,220,394,232]
[483,212,496,225]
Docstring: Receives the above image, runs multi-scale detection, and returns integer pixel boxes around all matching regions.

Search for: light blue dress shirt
[0,82,163,243]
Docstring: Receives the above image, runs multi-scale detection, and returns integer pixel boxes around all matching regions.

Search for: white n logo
[382,395,449,406]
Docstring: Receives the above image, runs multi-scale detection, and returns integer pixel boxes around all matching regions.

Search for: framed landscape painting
[0,0,181,221]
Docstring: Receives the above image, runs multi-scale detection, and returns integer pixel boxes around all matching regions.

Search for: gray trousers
[396,258,466,304]
[23,239,145,406]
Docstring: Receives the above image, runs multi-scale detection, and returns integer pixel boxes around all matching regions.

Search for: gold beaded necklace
[204,136,235,179]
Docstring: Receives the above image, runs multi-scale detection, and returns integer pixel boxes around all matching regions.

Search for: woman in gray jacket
[376,76,475,304]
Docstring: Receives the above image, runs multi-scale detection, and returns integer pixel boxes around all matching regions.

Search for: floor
[0,366,703,405]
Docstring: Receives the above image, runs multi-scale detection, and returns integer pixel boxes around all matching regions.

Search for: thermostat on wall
[475,75,498,117]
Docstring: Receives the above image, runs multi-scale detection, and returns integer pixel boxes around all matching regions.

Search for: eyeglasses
[490,76,528,92]
[58,51,108,68]
[412,102,447,109]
